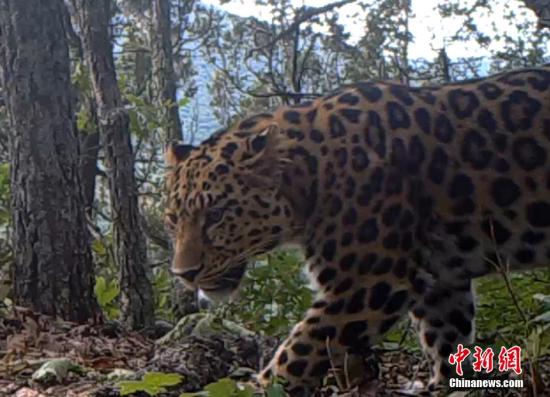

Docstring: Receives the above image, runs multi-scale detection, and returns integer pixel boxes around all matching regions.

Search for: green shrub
[117,372,183,396]
[94,275,120,320]
[218,249,312,337]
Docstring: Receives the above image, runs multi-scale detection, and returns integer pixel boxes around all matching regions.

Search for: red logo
[473,346,494,373]
[449,345,522,376]
[448,343,471,376]
[498,346,522,375]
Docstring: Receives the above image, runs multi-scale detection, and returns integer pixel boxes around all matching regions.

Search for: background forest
[0,0,550,396]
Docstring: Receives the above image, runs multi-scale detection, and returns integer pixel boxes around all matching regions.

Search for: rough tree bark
[151,0,183,142]
[73,0,155,329]
[0,0,100,322]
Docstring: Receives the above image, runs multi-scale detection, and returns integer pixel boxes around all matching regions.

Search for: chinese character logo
[449,345,522,375]
[498,346,522,375]
[448,344,471,376]
[473,346,494,373]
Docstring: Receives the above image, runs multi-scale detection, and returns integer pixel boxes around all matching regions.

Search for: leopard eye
[205,208,224,225]
[164,213,178,235]
[166,213,178,225]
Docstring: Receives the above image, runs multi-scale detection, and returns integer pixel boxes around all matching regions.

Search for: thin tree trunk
[73,0,155,329]
[400,0,411,85]
[151,0,183,142]
[0,0,100,322]
[79,98,100,215]
[439,48,451,83]
[151,0,196,317]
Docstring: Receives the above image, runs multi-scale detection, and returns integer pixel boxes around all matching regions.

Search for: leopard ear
[240,124,289,187]
[165,140,195,166]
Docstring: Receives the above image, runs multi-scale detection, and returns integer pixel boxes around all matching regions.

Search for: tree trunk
[151,0,183,142]
[0,0,100,322]
[151,0,196,317]
[73,0,155,329]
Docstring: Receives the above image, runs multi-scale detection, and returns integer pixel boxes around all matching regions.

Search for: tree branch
[247,0,356,57]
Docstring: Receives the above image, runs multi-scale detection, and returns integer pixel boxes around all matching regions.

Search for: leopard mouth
[199,286,237,302]
[199,263,247,301]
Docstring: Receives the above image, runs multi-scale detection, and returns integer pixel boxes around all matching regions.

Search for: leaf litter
[0,307,548,397]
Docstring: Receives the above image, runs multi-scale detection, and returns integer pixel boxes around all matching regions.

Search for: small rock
[31,358,82,384]
[106,368,136,381]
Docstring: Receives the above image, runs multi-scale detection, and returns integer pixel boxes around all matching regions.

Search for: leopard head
[164,124,302,301]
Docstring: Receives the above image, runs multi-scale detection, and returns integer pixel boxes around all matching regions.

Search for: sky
[185,0,547,140]
[200,0,546,60]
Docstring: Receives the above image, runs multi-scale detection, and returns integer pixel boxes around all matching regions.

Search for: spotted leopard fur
[164,65,550,394]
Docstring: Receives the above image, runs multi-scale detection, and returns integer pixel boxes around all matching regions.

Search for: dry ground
[0,307,548,397]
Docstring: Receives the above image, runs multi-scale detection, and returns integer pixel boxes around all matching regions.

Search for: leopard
[164,65,550,395]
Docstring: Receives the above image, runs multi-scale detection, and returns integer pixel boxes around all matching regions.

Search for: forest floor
[0,308,548,397]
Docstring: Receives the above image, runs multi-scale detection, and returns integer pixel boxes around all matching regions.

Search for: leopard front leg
[257,311,339,395]
[258,265,419,394]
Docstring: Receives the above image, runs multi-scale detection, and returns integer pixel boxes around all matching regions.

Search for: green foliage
[94,275,120,320]
[218,249,312,337]
[0,162,12,306]
[117,62,190,142]
[380,317,418,352]
[265,383,287,397]
[152,266,174,320]
[124,93,163,139]
[91,232,121,320]
[528,291,550,360]
[0,163,10,217]
[72,60,92,94]
[476,270,550,338]
[117,372,183,396]
[532,293,550,324]
[180,378,252,397]
[379,269,550,358]
[92,239,108,257]
[71,60,96,135]
[475,269,550,376]
[180,378,287,397]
